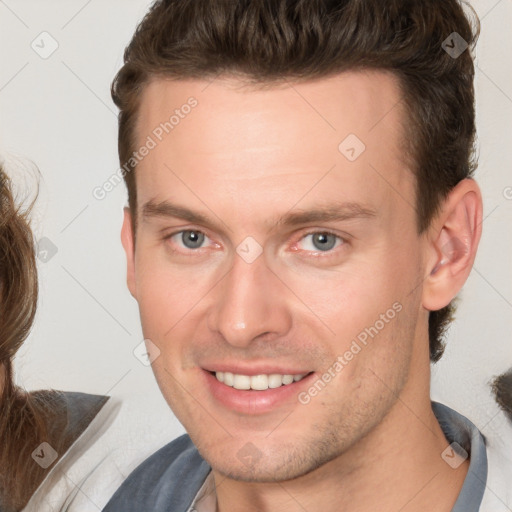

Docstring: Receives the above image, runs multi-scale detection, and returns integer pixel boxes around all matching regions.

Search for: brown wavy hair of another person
[0,163,67,511]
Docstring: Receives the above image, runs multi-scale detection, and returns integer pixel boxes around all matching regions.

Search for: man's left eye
[297,232,344,253]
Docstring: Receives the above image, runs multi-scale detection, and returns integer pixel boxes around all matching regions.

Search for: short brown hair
[111,0,480,362]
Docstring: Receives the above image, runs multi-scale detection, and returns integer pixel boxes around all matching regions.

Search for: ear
[422,179,483,311]
[121,207,137,299]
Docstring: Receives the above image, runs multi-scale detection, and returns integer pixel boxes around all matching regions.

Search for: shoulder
[23,390,119,512]
[432,401,512,511]
[103,433,211,512]
[32,389,114,463]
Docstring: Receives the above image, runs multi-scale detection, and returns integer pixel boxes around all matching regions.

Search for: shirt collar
[432,401,488,511]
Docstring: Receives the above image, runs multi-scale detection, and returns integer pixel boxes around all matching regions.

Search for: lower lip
[202,369,315,415]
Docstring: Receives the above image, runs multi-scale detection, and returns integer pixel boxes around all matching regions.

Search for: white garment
[23,396,125,512]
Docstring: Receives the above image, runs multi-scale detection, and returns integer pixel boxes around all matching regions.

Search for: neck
[214,360,468,512]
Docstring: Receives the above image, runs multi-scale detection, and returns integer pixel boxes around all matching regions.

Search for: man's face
[124,71,431,481]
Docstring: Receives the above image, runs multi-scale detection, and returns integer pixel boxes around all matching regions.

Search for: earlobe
[121,207,137,299]
[423,179,483,311]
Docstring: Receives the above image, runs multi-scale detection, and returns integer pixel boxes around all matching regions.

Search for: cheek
[295,261,408,332]
[135,268,181,343]
[134,248,207,327]
[290,247,421,364]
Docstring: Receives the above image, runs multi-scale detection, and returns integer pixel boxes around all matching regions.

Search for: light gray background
[1,0,511,464]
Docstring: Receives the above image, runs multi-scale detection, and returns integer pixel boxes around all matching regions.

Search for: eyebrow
[141,199,377,232]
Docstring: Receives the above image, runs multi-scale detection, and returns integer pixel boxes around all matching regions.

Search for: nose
[206,249,292,348]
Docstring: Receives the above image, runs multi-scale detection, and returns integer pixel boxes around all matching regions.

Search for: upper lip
[202,362,313,376]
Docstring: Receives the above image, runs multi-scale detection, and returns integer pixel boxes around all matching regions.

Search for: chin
[194,436,342,483]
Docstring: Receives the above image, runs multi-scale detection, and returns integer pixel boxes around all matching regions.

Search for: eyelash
[162,229,347,259]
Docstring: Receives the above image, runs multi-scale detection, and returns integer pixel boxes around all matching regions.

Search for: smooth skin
[121,70,482,512]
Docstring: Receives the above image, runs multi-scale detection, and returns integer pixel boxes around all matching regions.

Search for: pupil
[183,230,204,249]
[313,233,335,251]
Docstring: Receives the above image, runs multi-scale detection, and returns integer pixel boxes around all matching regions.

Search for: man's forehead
[137,72,407,171]
[137,70,406,139]
[134,70,413,225]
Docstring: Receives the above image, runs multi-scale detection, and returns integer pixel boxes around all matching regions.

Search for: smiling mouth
[209,371,313,391]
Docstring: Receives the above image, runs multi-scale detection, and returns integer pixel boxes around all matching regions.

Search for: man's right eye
[164,230,212,252]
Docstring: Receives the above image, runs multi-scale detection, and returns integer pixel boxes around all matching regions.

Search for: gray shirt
[103,401,488,512]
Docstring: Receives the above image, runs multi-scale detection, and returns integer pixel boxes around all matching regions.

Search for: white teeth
[282,375,294,385]
[268,374,283,389]
[233,374,251,390]
[250,374,268,390]
[214,371,308,390]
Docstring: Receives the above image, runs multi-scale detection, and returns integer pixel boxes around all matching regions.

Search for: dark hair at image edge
[110,0,481,362]
[491,369,512,422]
